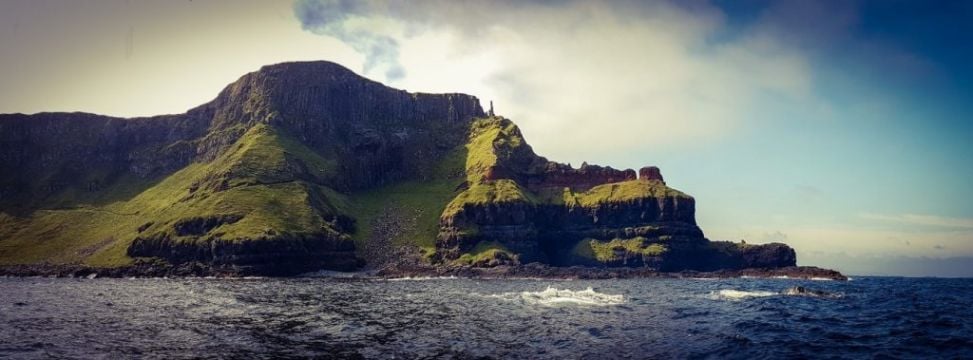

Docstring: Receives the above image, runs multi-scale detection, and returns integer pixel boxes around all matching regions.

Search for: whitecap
[711,289,778,300]
[300,270,370,278]
[488,286,625,307]
[386,276,459,281]
[809,277,833,281]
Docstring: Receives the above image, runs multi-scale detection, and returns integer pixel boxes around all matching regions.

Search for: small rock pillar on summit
[639,166,665,184]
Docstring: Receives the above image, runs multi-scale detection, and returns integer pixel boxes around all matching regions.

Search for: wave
[712,289,778,300]
[712,286,843,300]
[488,286,625,307]
[386,276,459,281]
[300,270,371,278]
[781,286,843,298]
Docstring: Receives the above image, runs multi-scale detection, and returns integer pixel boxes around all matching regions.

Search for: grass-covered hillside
[0,61,484,274]
[0,124,356,271]
[436,117,792,271]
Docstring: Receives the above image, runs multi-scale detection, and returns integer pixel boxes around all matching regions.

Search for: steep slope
[0,60,797,276]
[0,61,483,274]
[436,117,795,271]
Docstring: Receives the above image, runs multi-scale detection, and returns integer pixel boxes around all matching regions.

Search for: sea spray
[487,286,625,306]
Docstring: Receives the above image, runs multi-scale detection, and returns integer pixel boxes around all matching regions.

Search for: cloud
[294,0,405,80]
[799,252,973,277]
[860,213,973,229]
[292,0,816,163]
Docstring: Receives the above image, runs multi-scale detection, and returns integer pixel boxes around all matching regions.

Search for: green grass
[464,116,526,183]
[443,179,536,217]
[453,241,516,265]
[445,117,693,263]
[343,145,468,256]
[537,180,692,207]
[0,113,699,269]
[572,237,669,263]
[345,179,462,251]
[0,123,349,267]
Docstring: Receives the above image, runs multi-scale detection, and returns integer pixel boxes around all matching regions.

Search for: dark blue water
[1,276,971,359]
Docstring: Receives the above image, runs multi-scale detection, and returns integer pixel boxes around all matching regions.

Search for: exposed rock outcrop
[436,117,797,271]
[639,166,665,183]
[525,162,637,192]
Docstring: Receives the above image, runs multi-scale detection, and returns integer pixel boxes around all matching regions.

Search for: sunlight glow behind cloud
[294,0,815,162]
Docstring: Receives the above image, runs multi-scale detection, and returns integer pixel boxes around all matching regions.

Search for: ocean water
[1,276,971,359]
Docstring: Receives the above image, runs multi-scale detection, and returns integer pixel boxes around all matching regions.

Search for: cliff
[434,117,793,271]
[0,60,800,276]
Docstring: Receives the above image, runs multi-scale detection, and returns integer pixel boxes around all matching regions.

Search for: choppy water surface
[1,276,971,359]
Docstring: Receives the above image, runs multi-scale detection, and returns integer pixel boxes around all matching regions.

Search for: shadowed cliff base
[0,60,839,278]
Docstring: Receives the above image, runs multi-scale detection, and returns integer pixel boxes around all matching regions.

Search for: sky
[1,0,971,277]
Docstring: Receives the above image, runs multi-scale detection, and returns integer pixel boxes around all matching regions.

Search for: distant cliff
[0,60,803,277]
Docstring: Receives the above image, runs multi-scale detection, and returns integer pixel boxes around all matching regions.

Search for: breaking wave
[386,276,459,281]
[712,289,778,300]
[712,287,843,300]
[488,286,625,306]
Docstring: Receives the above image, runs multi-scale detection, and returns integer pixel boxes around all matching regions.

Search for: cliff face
[435,117,794,271]
[0,60,796,275]
[0,61,483,274]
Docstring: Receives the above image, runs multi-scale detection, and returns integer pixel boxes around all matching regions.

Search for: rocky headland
[0,61,844,280]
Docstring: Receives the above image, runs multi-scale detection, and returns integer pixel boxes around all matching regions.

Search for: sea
[0,275,971,359]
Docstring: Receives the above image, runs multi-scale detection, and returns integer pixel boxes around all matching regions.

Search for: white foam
[712,289,778,300]
[386,276,459,281]
[300,270,369,278]
[489,286,625,307]
[809,277,833,281]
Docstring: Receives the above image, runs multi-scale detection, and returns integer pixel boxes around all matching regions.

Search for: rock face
[0,61,483,275]
[435,117,797,271]
[639,166,664,183]
[524,162,637,192]
[0,60,799,275]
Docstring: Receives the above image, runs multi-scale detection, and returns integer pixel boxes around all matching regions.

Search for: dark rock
[524,162,637,192]
[638,166,664,183]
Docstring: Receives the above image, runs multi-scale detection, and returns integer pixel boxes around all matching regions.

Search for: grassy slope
[447,117,691,215]
[572,237,669,263]
[344,145,467,256]
[441,117,697,263]
[0,116,702,269]
[0,124,346,267]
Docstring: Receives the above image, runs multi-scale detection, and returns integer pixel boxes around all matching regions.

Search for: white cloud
[860,213,973,229]
[295,0,816,164]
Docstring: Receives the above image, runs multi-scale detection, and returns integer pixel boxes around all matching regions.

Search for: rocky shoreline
[0,262,847,281]
[373,263,848,281]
